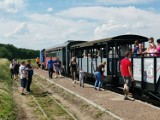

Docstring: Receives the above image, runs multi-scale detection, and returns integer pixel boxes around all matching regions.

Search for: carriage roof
[71,34,148,48]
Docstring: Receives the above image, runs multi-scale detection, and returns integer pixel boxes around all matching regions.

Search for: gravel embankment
[35,69,160,120]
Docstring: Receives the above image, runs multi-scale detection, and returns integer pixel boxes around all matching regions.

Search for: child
[79,68,85,87]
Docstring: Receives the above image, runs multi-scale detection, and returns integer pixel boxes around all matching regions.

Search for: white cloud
[96,0,156,5]
[57,6,160,40]
[5,22,29,37]
[0,0,26,13]
[1,5,160,49]
[47,7,53,12]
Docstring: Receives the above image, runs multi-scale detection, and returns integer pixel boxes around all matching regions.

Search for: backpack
[30,70,33,76]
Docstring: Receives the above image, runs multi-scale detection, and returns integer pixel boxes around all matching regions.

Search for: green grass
[17,58,37,67]
[0,58,15,119]
[30,83,74,120]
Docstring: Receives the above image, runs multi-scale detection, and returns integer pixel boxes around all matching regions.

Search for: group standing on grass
[10,59,34,95]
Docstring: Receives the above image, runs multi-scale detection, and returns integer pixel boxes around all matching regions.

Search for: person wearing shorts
[19,61,27,95]
[120,51,134,100]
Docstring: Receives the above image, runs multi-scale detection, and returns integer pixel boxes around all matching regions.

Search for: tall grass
[0,58,15,119]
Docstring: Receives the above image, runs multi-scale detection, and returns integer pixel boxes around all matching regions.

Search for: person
[132,40,139,57]
[156,39,160,56]
[94,67,102,91]
[48,57,54,79]
[79,68,85,87]
[70,57,77,83]
[12,59,19,80]
[120,51,134,100]
[9,61,14,79]
[19,61,28,95]
[149,43,157,56]
[54,58,62,78]
[36,57,40,68]
[141,37,156,56]
[14,61,20,80]
[26,60,33,93]
[98,61,106,85]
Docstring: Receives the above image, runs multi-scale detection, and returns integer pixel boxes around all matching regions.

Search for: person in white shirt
[79,68,85,87]
[19,61,28,95]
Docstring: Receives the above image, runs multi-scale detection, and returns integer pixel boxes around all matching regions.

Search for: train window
[120,45,129,57]
[46,52,57,57]
[83,50,87,58]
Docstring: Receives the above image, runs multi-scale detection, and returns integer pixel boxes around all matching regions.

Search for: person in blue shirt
[132,40,140,57]
[48,57,55,79]
[26,59,34,93]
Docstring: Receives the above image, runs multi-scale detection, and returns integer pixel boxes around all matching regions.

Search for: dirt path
[12,81,45,120]
[12,77,108,120]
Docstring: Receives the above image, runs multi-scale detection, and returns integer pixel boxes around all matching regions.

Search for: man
[36,57,40,68]
[120,51,134,100]
[19,61,27,95]
[48,57,54,79]
[54,58,62,78]
[26,60,33,93]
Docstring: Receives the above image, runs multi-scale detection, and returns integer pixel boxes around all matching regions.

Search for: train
[40,34,160,100]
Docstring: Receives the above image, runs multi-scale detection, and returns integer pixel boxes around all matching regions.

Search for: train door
[107,46,120,86]
[107,43,130,86]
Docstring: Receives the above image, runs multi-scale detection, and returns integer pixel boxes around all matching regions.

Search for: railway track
[34,69,160,120]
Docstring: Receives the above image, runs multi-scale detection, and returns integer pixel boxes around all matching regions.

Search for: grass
[17,58,37,67]
[33,75,115,120]
[30,83,74,120]
[0,58,15,120]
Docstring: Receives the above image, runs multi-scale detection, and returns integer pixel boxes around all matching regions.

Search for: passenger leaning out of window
[156,39,160,56]
[140,37,157,56]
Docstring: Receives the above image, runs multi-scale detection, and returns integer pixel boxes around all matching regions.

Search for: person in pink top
[148,43,157,57]
[141,37,157,56]
[156,39,160,56]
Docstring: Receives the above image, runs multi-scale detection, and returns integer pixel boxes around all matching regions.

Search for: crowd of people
[10,59,34,95]
[132,37,160,57]
[47,57,62,79]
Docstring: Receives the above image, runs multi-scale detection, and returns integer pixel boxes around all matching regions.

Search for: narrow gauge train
[40,40,85,74]
[40,34,160,100]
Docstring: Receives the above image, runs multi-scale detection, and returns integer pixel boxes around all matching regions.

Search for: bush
[0,59,15,119]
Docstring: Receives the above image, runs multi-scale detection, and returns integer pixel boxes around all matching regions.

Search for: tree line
[0,43,39,60]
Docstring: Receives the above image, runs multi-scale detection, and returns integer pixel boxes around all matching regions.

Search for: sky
[0,0,160,50]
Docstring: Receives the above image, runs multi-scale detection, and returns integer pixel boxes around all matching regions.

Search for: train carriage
[70,34,160,99]
[40,40,86,74]
[40,34,160,99]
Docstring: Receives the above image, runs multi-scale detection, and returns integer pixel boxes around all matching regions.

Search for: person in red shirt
[120,51,134,100]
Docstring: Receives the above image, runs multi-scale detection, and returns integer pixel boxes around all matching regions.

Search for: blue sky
[0,0,160,50]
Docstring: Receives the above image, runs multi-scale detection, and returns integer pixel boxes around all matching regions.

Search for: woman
[70,57,77,83]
